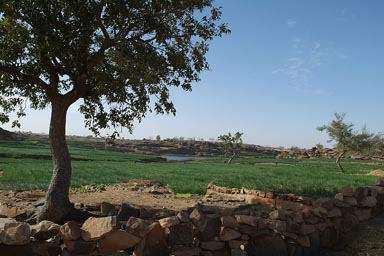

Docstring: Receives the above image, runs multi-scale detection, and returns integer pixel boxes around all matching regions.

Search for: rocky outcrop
[0,128,18,140]
[276,147,336,159]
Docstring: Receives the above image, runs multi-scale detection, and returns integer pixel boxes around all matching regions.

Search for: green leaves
[0,0,229,134]
[218,132,243,156]
[318,112,382,155]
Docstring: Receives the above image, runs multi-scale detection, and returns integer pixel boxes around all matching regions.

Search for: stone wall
[1,179,384,256]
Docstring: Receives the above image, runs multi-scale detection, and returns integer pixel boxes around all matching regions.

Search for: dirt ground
[69,179,202,211]
[1,180,384,255]
[321,215,384,256]
[0,180,202,213]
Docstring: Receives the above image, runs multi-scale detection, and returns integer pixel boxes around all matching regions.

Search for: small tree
[317,113,381,173]
[218,132,243,164]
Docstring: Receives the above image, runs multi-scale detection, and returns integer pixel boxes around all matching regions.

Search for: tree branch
[87,1,117,76]
[0,65,50,91]
[51,57,71,77]
[64,2,114,103]
[39,50,59,97]
[95,1,110,41]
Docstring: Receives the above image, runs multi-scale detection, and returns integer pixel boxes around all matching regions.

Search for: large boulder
[221,216,239,229]
[100,202,117,216]
[134,222,168,256]
[220,227,241,241]
[30,220,60,240]
[158,216,180,228]
[235,215,258,226]
[0,220,30,245]
[81,216,117,241]
[189,208,206,232]
[0,205,27,220]
[177,211,190,223]
[168,222,194,246]
[98,230,140,254]
[125,217,150,238]
[197,215,221,242]
[59,221,82,241]
[117,203,140,222]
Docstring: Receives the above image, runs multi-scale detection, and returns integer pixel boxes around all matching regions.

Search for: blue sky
[4,0,384,148]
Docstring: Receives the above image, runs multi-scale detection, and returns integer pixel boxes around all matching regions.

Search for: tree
[317,113,381,173]
[0,1,229,222]
[218,132,243,164]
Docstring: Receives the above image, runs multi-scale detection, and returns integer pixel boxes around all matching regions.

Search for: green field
[0,137,382,198]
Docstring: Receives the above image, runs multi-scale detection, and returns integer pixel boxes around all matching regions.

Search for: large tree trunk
[336,150,347,174]
[38,101,73,223]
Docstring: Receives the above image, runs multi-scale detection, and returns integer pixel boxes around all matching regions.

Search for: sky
[3,0,384,148]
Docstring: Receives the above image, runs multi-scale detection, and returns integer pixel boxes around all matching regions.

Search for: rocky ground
[0,180,248,222]
[1,180,384,255]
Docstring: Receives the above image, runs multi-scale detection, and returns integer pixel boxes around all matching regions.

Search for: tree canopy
[317,113,382,173]
[218,131,243,164]
[0,0,229,222]
[0,0,229,134]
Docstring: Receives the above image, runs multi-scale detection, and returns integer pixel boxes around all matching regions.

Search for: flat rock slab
[81,216,117,241]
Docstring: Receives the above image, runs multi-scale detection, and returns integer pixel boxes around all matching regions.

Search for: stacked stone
[202,180,384,256]
[333,182,384,226]
[0,218,62,255]
[1,179,384,255]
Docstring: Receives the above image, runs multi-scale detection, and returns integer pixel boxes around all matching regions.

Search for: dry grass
[367,169,384,177]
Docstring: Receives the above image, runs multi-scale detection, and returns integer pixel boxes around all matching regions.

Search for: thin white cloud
[310,42,326,66]
[292,37,302,43]
[337,7,356,22]
[272,39,328,94]
[336,52,349,60]
[286,19,297,28]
